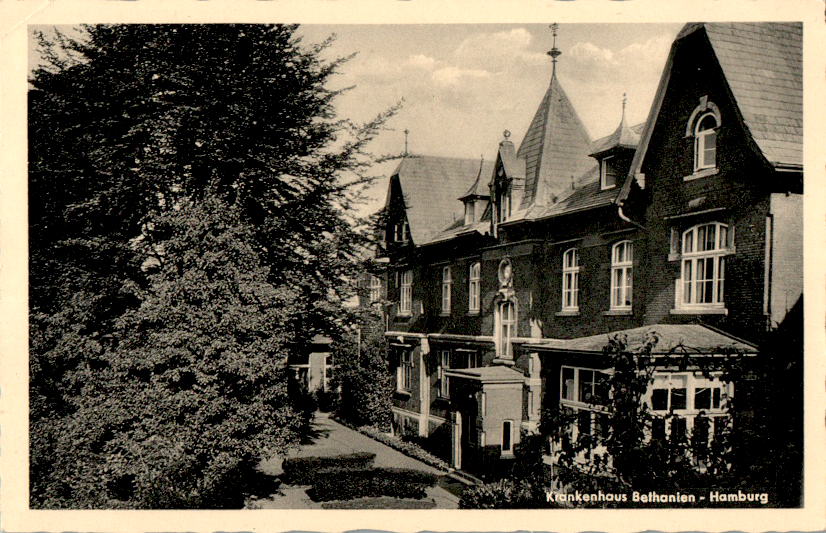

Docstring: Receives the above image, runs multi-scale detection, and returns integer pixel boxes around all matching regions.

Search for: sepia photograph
[2,1,824,531]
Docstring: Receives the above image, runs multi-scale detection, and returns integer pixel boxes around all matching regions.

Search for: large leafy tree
[29,24,394,508]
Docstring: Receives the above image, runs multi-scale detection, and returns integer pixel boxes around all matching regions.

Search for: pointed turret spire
[547,23,562,78]
[621,92,627,123]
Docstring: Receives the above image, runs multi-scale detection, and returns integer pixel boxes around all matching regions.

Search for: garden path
[253,412,460,509]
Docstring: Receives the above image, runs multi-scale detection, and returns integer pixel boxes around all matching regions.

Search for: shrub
[355,424,450,470]
[309,467,438,486]
[459,478,558,509]
[307,470,430,502]
[280,452,376,485]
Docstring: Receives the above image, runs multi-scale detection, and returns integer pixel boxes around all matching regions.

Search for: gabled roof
[625,22,802,204]
[523,324,758,355]
[516,73,593,208]
[590,122,644,157]
[389,155,494,245]
[459,157,492,200]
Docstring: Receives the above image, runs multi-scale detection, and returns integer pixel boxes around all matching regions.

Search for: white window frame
[648,372,730,444]
[468,262,481,314]
[562,248,580,311]
[678,223,728,309]
[560,366,610,408]
[693,112,718,172]
[499,189,512,223]
[600,155,618,190]
[441,266,452,314]
[610,241,633,310]
[438,350,450,398]
[397,350,413,392]
[496,300,516,359]
[369,275,382,303]
[399,269,413,315]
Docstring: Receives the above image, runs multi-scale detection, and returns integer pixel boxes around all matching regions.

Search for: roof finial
[503,129,511,141]
[547,23,562,77]
[621,92,627,123]
[403,128,410,156]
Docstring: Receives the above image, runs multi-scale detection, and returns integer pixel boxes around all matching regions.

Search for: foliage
[306,470,430,502]
[29,23,397,508]
[458,478,559,509]
[321,497,436,509]
[280,452,376,485]
[343,422,451,471]
[331,309,393,430]
[540,319,803,507]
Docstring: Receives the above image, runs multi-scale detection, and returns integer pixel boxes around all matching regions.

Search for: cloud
[453,28,546,74]
[431,66,491,86]
[407,54,439,70]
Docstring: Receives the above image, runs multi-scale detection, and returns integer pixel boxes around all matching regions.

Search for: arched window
[562,248,580,311]
[468,262,481,313]
[610,241,633,309]
[693,112,718,171]
[680,223,728,306]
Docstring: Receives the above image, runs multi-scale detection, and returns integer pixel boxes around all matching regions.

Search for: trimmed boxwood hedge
[306,469,431,502]
[280,452,376,485]
[325,467,438,486]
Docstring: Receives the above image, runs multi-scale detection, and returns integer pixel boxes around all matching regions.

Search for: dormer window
[498,189,512,223]
[464,202,475,225]
[600,156,618,190]
[685,97,721,179]
[694,112,718,171]
[392,220,410,242]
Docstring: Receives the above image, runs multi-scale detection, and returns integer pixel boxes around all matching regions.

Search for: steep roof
[626,22,802,202]
[524,324,758,355]
[390,155,494,245]
[699,22,802,167]
[516,73,593,208]
[590,122,644,157]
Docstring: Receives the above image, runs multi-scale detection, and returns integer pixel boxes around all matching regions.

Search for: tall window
[400,270,413,315]
[393,220,410,242]
[369,275,382,303]
[438,350,450,398]
[680,223,728,307]
[498,301,516,359]
[441,266,452,314]
[397,350,413,392]
[498,189,512,222]
[600,156,618,189]
[562,248,580,311]
[502,420,513,453]
[468,262,481,313]
[610,241,633,309]
[694,112,718,171]
[464,202,475,225]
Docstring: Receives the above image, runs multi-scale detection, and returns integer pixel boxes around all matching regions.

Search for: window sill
[439,312,451,317]
[467,310,480,316]
[434,395,450,403]
[501,452,515,458]
[396,312,413,318]
[603,309,632,316]
[684,167,719,181]
[394,389,412,398]
[556,310,580,317]
[670,307,728,315]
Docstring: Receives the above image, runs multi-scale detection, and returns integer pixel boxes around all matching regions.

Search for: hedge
[330,417,450,471]
[280,452,376,485]
[319,467,438,486]
[306,470,430,502]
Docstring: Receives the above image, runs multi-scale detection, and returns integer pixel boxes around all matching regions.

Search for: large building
[375,22,802,475]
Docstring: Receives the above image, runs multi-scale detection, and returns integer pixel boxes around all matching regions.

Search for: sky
[29,23,683,219]
[296,23,683,217]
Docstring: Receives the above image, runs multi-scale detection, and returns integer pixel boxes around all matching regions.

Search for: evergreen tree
[29,24,395,508]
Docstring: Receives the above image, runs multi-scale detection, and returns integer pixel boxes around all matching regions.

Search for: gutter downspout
[617,202,647,232]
